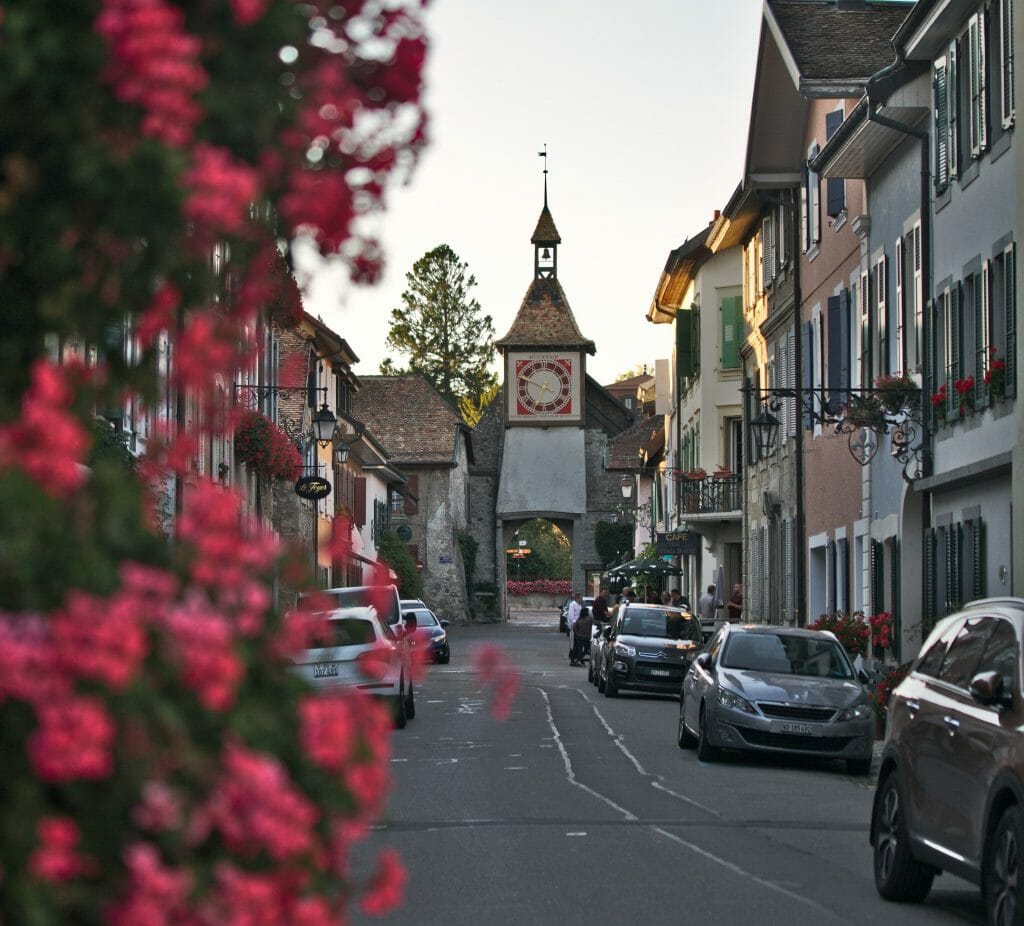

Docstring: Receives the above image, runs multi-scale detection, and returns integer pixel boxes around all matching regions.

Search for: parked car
[678,624,874,774]
[870,598,1024,922]
[303,585,402,627]
[596,603,701,697]
[290,605,416,728]
[559,596,594,634]
[401,605,451,664]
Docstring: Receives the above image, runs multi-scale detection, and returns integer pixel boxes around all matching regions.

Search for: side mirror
[695,652,713,671]
[970,670,1013,708]
[440,619,450,628]
[858,668,871,685]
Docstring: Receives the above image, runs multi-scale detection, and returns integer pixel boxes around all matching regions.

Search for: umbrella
[608,557,683,578]
[714,564,725,608]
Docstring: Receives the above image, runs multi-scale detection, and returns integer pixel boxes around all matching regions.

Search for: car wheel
[847,757,872,776]
[597,667,606,693]
[987,805,1024,926]
[696,704,718,762]
[604,672,618,698]
[872,772,934,902]
[438,652,450,665]
[404,681,415,720]
[392,686,408,730]
[677,696,697,749]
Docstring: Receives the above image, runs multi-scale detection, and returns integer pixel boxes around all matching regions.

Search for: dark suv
[871,598,1024,924]
[597,603,701,698]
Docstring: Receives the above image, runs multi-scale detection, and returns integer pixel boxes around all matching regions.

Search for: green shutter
[935,59,950,188]
[969,519,986,600]
[721,296,742,369]
[691,306,701,378]
[677,307,694,383]
[925,298,937,427]
[1007,245,1017,398]
[924,527,938,636]
[948,285,963,418]
[945,523,963,611]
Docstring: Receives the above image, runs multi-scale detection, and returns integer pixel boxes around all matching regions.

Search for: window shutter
[785,329,796,438]
[750,529,761,617]
[354,476,367,527]
[839,288,852,392]
[825,110,845,217]
[777,204,788,269]
[895,237,905,375]
[761,215,774,287]
[877,256,889,377]
[783,519,794,622]
[913,225,924,371]
[947,285,963,419]
[870,539,885,616]
[801,162,810,252]
[761,525,770,623]
[976,262,991,407]
[944,523,964,612]
[925,298,937,427]
[969,11,988,155]
[1006,243,1017,398]
[968,518,987,600]
[934,57,950,189]
[1001,0,1016,128]
[802,321,814,430]
[721,296,741,369]
[827,295,843,395]
[403,474,419,515]
[676,309,693,383]
[923,527,938,634]
[860,270,872,387]
[810,144,821,243]
[949,39,960,178]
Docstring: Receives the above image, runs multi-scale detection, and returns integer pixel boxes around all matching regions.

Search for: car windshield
[407,609,438,627]
[311,617,377,649]
[619,608,701,642]
[721,633,853,679]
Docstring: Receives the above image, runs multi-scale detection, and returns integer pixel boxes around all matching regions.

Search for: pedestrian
[726,583,744,622]
[571,606,593,666]
[697,584,717,624]
[592,586,610,630]
[618,585,633,605]
[566,592,583,661]
[660,590,672,605]
[670,588,690,609]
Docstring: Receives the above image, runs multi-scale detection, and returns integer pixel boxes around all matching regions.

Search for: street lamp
[750,407,781,460]
[312,403,337,448]
[620,475,633,498]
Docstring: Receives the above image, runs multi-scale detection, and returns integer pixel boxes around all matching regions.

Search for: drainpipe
[791,188,806,627]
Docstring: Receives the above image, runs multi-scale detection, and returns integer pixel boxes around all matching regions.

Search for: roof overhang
[898,0,977,60]
[813,100,929,178]
[646,234,711,324]
[707,183,765,253]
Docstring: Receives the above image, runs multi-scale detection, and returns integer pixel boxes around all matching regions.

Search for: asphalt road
[353,616,987,926]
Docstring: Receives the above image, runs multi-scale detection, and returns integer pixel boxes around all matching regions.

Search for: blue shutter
[839,288,852,391]
[825,110,845,217]
[802,321,815,429]
[827,295,843,396]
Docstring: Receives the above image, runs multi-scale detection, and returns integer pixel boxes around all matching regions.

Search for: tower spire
[538,143,548,208]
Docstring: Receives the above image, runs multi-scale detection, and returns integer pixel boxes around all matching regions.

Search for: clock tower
[494,186,596,526]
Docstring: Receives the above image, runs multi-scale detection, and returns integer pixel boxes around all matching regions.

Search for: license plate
[777,721,818,736]
[313,663,338,679]
[649,668,671,677]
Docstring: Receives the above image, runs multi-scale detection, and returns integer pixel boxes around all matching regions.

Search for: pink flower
[229,0,270,26]
[472,644,520,721]
[28,695,116,782]
[360,849,406,916]
[164,595,243,711]
[106,842,191,926]
[132,781,184,832]
[183,144,261,238]
[299,694,356,773]
[29,817,94,882]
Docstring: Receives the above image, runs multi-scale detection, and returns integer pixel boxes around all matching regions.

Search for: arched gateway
[467,191,633,619]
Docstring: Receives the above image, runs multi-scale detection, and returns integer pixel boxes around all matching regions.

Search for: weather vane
[538,143,548,206]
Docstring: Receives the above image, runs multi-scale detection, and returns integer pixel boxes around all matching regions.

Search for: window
[803,143,822,249]
[720,295,743,369]
[934,42,960,190]
[859,269,871,388]
[967,10,988,158]
[943,284,964,418]
[910,225,924,372]
[976,619,1017,697]
[999,0,1016,128]
[992,242,1018,398]
[825,109,846,218]
[939,617,995,688]
[917,618,962,677]
[875,254,889,378]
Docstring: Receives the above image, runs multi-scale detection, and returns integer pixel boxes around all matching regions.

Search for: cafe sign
[656,530,701,557]
[294,475,332,500]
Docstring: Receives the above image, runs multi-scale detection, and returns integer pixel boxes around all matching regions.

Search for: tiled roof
[495,278,596,354]
[604,373,654,393]
[607,417,664,471]
[769,1,914,83]
[351,374,464,465]
[531,205,561,244]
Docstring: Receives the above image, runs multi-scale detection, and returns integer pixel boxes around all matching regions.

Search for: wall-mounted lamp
[620,475,634,499]
[311,403,337,448]
[333,445,350,465]
[750,408,781,460]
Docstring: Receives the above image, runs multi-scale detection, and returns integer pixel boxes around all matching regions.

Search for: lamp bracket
[234,382,328,409]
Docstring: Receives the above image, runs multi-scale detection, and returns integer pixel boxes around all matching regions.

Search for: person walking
[592,586,610,630]
[698,585,717,624]
[565,592,583,661]
[571,606,593,666]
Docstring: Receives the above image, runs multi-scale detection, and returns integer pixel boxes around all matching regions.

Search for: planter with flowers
[809,611,870,659]
[844,395,884,427]
[874,373,920,414]
[234,411,302,481]
[868,610,894,657]
[953,375,976,416]
[931,384,948,425]
[985,349,1007,402]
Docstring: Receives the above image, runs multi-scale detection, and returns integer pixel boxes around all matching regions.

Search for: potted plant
[234,410,302,481]
[874,373,919,414]
[868,610,893,656]
[809,611,870,659]
[985,349,1007,401]
[930,384,948,424]
[953,375,976,416]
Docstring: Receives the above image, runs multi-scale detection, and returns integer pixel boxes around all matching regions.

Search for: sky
[296,0,764,386]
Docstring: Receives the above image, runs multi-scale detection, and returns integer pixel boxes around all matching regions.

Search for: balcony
[678,473,742,517]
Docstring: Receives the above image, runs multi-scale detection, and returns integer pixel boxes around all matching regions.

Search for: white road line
[650,826,848,922]
[579,690,648,776]
[537,688,637,821]
[650,780,721,817]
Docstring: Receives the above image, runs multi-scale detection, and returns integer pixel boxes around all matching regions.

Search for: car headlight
[435,631,446,643]
[837,702,873,721]
[717,687,757,714]
[613,642,636,658]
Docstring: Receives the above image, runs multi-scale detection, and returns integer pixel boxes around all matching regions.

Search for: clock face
[509,353,580,420]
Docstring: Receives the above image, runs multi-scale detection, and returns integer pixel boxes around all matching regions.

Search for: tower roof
[495,278,596,354]
[530,205,561,245]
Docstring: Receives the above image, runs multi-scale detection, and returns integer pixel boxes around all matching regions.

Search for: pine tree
[381,245,497,405]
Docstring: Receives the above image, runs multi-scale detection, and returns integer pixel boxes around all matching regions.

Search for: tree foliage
[378,529,423,599]
[507,519,571,581]
[381,244,497,406]
[458,381,500,427]
[595,521,635,568]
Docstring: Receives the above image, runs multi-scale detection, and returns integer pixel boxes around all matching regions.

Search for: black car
[401,606,451,664]
[558,596,594,634]
[597,603,702,697]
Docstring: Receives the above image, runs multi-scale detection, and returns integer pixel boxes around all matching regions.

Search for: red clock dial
[515,358,574,415]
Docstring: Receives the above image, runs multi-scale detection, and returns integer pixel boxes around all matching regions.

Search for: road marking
[537,688,637,821]
[649,826,847,922]
[566,832,587,837]
[579,691,649,776]
[650,780,720,818]
[504,766,526,770]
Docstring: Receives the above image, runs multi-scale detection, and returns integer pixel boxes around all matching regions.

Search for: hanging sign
[294,475,332,500]
[656,531,701,557]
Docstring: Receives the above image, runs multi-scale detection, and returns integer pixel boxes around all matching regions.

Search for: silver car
[678,624,875,775]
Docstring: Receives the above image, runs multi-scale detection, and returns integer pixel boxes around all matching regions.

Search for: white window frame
[1000,0,1016,128]
[895,237,905,376]
[968,9,988,158]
